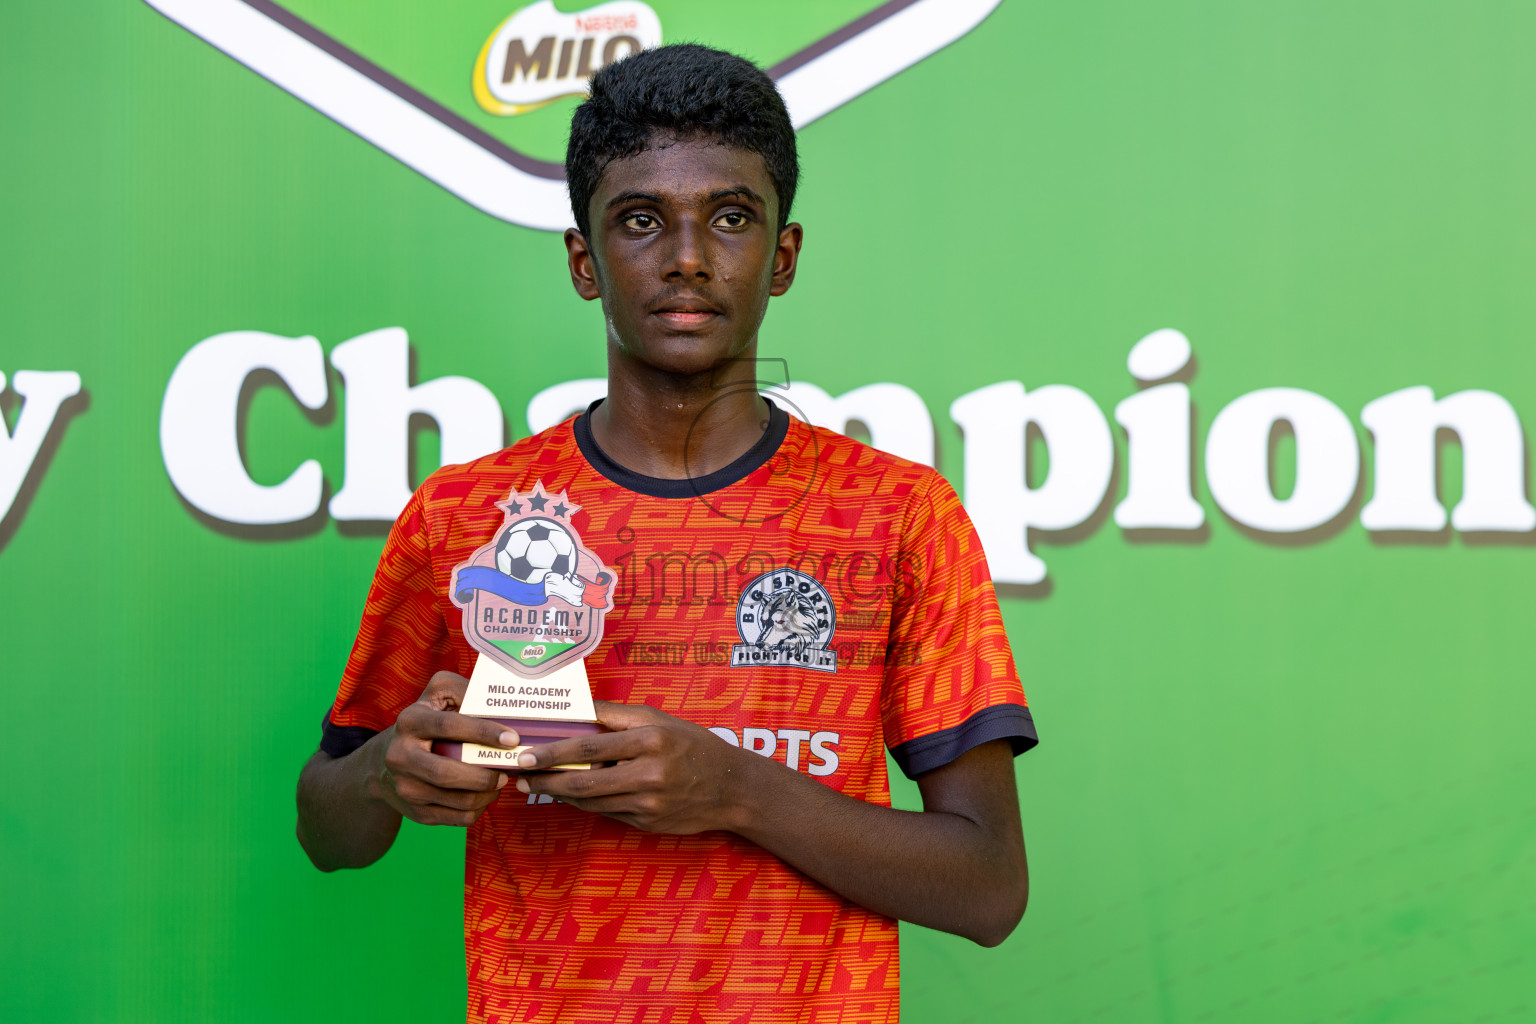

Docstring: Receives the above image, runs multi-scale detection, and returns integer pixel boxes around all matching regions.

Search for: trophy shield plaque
[434,483,616,771]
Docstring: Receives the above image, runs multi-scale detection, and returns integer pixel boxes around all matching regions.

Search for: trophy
[434,484,615,771]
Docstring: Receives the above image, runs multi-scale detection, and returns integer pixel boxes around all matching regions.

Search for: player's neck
[592,358,772,482]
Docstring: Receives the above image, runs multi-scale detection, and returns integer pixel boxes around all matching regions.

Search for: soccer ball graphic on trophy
[493,517,591,607]
[496,517,576,582]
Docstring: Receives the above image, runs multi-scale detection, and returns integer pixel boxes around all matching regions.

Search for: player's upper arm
[915,737,1028,943]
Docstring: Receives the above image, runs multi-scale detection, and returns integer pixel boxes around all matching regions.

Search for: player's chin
[637,331,741,376]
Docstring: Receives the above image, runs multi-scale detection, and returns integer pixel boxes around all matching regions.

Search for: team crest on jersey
[450,483,615,676]
[732,568,838,673]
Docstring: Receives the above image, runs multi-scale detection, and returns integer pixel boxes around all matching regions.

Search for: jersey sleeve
[320,487,456,757]
[881,471,1037,779]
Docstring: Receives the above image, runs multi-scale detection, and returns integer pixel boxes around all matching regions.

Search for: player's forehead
[590,132,777,216]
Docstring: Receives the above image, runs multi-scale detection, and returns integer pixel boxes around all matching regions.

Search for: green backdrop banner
[4,2,1534,1021]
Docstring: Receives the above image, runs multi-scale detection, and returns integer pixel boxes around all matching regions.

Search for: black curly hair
[565,44,799,238]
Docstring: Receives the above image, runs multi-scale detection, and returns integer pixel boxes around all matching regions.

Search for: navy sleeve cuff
[320,711,379,758]
[888,704,1038,780]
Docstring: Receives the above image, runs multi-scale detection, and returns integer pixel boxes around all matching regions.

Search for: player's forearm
[726,750,1027,946]
[295,734,403,871]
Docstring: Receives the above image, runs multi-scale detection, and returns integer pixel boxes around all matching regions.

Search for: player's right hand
[374,671,519,827]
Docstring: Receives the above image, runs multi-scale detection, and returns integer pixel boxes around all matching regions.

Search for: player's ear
[769,222,803,297]
[565,228,602,301]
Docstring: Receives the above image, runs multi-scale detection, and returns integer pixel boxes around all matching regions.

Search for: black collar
[573,397,790,499]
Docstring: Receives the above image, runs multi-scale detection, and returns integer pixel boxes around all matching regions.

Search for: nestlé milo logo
[474,0,663,116]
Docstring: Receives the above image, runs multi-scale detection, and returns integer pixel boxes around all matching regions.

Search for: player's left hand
[512,701,751,834]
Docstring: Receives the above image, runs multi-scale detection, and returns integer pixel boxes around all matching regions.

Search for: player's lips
[651,296,722,329]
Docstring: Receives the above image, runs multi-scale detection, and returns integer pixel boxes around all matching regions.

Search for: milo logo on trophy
[452,483,614,675]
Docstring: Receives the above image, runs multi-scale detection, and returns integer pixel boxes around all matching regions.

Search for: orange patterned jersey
[323,401,1036,1024]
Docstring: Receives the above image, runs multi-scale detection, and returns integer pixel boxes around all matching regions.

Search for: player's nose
[663,217,713,280]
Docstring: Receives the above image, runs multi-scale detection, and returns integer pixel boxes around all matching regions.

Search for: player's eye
[714,211,750,229]
[623,213,658,230]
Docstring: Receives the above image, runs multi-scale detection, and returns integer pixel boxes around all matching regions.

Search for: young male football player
[297,43,1037,1023]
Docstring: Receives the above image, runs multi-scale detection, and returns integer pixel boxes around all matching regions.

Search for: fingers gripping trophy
[437,483,616,771]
